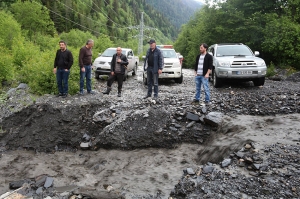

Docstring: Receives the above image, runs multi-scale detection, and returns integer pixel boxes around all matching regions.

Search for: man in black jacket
[53,40,73,98]
[193,43,213,104]
[103,47,129,97]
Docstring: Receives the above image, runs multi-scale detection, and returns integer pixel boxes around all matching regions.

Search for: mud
[0,67,299,198]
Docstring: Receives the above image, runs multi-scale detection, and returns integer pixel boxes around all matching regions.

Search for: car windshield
[161,50,177,58]
[101,49,124,57]
[216,46,253,57]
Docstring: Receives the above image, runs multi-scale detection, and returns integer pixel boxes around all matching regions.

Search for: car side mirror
[208,52,213,56]
[254,51,260,56]
[178,55,183,59]
[98,53,102,57]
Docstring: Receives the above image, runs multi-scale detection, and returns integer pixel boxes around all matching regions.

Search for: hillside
[145,0,204,29]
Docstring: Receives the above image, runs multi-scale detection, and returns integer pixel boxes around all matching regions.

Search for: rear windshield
[216,45,253,57]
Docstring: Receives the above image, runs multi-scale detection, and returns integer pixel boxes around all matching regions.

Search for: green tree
[10,1,56,41]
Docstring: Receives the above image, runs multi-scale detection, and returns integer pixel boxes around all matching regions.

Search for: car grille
[231,61,256,67]
[164,63,173,68]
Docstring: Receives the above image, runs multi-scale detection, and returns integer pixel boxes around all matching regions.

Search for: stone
[36,186,43,194]
[35,175,47,187]
[221,158,232,168]
[186,121,195,128]
[186,112,199,121]
[80,142,91,149]
[17,83,28,90]
[202,166,214,174]
[204,112,224,127]
[186,168,195,175]
[44,177,54,188]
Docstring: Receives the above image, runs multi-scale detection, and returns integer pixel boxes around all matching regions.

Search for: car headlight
[218,61,231,67]
[256,61,266,66]
[172,62,181,68]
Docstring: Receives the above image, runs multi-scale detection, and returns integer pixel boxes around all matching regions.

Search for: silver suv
[208,43,267,87]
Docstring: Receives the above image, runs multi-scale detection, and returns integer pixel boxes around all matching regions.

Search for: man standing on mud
[143,39,163,99]
[192,43,213,105]
[79,39,94,95]
[53,40,73,98]
[102,47,129,97]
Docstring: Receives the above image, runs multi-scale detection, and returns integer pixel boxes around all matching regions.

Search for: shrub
[266,62,276,77]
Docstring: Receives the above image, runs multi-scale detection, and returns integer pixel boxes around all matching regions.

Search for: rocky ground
[0,67,299,199]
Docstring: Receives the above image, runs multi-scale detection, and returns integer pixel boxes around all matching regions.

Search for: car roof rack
[217,43,244,45]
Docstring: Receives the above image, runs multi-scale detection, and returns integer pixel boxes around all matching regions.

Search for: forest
[175,0,300,74]
[0,0,299,96]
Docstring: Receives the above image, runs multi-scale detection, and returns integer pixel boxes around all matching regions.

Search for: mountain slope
[145,0,204,29]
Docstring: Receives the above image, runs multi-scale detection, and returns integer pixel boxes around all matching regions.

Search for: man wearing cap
[143,39,163,99]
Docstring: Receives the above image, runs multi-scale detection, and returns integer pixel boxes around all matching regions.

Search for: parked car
[143,47,183,84]
[93,48,139,81]
[208,43,267,87]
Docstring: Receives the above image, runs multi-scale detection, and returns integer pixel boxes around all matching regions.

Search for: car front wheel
[143,73,147,85]
[213,70,222,88]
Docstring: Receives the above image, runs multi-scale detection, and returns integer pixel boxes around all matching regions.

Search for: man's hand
[81,67,85,72]
[53,68,57,74]
[111,72,115,76]
[158,69,162,75]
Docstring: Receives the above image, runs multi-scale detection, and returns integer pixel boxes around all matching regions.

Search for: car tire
[95,72,100,79]
[132,64,137,76]
[253,77,265,86]
[213,70,222,88]
[143,73,147,85]
[174,74,183,84]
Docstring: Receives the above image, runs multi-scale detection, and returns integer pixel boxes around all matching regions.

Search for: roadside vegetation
[174,0,300,73]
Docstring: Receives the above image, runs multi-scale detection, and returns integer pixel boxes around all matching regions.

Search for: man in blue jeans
[143,39,163,99]
[53,40,73,98]
[79,39,94,95]
[193,43,213,105]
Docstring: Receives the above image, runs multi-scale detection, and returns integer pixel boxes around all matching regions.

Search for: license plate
[237,71,252,75]
[162,73,168,76]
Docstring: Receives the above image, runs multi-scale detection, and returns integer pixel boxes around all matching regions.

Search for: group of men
[53,39,213,104]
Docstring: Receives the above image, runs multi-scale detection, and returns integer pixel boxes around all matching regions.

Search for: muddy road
[0,66,299,198]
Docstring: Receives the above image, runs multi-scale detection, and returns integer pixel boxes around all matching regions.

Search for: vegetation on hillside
[175,0,300,71]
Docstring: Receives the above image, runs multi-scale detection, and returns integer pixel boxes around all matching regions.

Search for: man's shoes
[79,91,84,95]
[57,93,63,97]
[103,88,111,95]
[88,91,95,94]
[143,95,151,99]
[62,93,68,98]
[117,92,121,97]
[204,101,211,105]
[192,99,199,103]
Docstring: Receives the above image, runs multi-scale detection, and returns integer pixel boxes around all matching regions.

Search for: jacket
[110,53,129,75]
[143,47,163,73]
[194,53,213,75]
[54,49,73,70]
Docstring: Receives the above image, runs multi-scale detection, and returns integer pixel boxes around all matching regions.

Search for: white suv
[208,43,267,87]
[143,48,183,84]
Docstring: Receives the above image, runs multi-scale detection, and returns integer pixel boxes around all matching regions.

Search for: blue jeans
[56,68,70,94]
[80,65,92,92]
[147,67,159,97]
[195,75,210,102]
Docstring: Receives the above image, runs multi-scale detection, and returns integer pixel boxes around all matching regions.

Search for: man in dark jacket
[53,40,73,98]
[143,39,163,99]
[103,47,129,97]
[193,43,213,104]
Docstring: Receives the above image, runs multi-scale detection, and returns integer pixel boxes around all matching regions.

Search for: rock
[186,112,199,121]
[202,166,214,174]
[221,158,232,168]
[186,168,195,175]
[35,175,47,187]
[186,121,195,128]
[204,112,224,127]
[44,177,54,188]
[17,83,28,90]
[36,186,43,194]
[80,142,91,149]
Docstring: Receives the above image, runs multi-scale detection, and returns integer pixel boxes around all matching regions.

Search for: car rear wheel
[132,64,137,76]
[213,70,222,88]
[143,73,147,85]
[174,74,183,84]
[253,77,265,86]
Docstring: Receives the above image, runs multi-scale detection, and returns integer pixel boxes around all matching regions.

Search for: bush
[0,46,14,88]
[266,62,276,77]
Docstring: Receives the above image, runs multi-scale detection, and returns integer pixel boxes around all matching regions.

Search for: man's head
[148,39,156,50]
[116,47,122,56]
[200,43,208,54]
[86,39,94,49]
[59,40,67,51]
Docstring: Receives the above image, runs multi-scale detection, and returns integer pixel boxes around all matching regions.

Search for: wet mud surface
[0,67,299,198]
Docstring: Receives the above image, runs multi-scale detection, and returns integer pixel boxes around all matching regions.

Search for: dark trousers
[147,67,159,97]
[56,68,70,94]
[107,73,124,92]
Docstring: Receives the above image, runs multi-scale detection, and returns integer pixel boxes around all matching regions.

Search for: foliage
[10,0,56,41]
[266,62,276,77]
[0,46,14,87]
